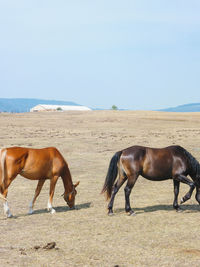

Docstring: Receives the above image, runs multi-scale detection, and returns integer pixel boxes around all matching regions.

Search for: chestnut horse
[0,147,79,217]
[102,145,200,215]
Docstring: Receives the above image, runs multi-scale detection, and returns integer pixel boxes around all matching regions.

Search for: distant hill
[1,98,200,113]
[159,103,200,112]
[0,98,82,113]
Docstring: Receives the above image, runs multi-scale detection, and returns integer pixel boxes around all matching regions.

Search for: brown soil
[0,110,200,266]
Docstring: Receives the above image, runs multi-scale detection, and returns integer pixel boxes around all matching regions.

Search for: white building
[30,104,92,112]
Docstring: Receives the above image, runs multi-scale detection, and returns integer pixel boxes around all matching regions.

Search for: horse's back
[4,147,66,180]
[122,145,146,158]
[5,146,61,158]
[120,146,146,174]
[120,145,188,180]
[122,145,185,159]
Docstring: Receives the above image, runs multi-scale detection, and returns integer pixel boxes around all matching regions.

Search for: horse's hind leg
[29,179,45,214]
[2,176,17,218]
[108,171,127,215]
[124,174,138,216]
[173,180,182,212]
[2,188,12,218]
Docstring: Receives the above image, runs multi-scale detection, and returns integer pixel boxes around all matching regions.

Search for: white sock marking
[3,201,12,218]
[28,199,34,214]
[47,199,56,214]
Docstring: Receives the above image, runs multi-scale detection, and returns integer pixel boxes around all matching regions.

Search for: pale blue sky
[0,1,200,110]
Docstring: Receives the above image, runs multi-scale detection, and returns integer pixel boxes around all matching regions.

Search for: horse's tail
[0,149,7,200]
[101,151,122,200]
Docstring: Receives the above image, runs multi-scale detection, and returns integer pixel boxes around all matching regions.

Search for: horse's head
[63,181,80,208]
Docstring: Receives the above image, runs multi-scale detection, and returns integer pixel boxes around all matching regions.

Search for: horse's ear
[74,181,80,188]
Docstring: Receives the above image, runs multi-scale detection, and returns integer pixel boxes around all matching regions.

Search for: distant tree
[56,107,62,111]
[111,105,118,110]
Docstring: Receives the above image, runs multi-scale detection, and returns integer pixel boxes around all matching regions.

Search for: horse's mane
[182,147,200,176]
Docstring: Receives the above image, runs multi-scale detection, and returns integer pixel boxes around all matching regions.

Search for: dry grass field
[0,110,200,267]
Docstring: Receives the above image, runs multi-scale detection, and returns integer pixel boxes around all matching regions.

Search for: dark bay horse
[0,147,79,217]
[102,145,200,215]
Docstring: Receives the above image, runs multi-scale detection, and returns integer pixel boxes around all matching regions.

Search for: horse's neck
[196,163,200,177]
[190,161,200,179]
[61,165,73,193]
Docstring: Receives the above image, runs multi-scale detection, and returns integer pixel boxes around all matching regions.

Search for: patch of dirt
[181,249,200,256]
[1,111,200,266]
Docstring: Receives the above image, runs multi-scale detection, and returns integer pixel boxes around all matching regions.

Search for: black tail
[101,151,122,199]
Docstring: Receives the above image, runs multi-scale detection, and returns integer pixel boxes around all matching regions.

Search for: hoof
[180,198,184,204]
[127,210,136,216]
[7,213,13,218]
[108,211,114,216]
[50,209,56,214]
[176,208,183,213]
[28,209,34,215]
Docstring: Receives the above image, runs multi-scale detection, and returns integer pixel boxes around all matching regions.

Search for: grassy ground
[0,110,200,266]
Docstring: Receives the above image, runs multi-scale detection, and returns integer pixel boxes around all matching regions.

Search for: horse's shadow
[13,202,92,218]
[115,204,200,214]
[35,202,91,214]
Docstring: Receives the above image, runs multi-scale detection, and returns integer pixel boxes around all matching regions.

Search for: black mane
[182,147,200,176]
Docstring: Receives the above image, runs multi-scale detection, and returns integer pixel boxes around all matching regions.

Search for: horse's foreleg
[2,189,12,218]
[47,176,59,214]
[29,179,45,214]
[108,176,127,215]
[124,174,138,216]
[174,174,195,204]
[180,185,195,204]
[173,180,181,212]
[195,187,200,204]
[3,201,12,218]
